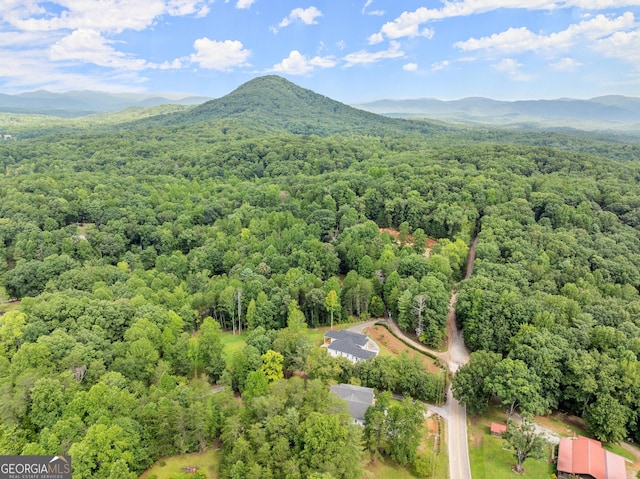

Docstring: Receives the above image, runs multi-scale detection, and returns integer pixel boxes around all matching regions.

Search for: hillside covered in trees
[1,75,639,477]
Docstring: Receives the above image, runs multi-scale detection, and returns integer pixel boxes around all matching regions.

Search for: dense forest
[1,75,639,477]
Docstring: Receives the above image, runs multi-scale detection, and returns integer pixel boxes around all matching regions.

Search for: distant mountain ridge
[3,77,639,132]
[355,96,640,130]
[0,90,211,117]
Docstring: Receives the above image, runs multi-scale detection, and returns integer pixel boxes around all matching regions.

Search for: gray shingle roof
[330,384,375,422]
[324,329,370,347]
[324,330,376,360]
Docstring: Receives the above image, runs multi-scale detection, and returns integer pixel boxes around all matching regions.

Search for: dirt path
[464,236,479,280]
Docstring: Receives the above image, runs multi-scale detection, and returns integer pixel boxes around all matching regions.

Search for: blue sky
[1,1,640,102]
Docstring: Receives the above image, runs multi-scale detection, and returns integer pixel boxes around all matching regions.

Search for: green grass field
[469,408,555,479]
[219,330,249,360]
[219,321,362,360]
[139,449,220,479]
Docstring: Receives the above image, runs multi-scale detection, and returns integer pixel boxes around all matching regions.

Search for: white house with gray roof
[323,329,379,363]
[330,384,375,426]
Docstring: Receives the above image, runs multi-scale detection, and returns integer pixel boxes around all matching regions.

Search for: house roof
[490,423,507,434]
[330,384,375,422]
[324,329,370,347]
[324,330,377,359]
[324,330,376,360]
[328,339,377,360]
[557,436,626,479]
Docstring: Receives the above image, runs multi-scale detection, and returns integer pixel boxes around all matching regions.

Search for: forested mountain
[1,75,640,477]
[124,75,455,136]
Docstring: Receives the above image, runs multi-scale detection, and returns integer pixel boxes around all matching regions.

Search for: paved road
[382,303,472,479]
[346,320,379,335]
[444,236,477,479]
[448,387,472,479]
[445,292,472,479]
[383,236,478,479]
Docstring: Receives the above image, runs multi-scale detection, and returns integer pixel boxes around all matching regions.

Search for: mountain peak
[182,75,437,135]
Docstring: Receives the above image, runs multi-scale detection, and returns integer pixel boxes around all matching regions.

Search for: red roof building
[490,422,507,436]
[557,436,626,479]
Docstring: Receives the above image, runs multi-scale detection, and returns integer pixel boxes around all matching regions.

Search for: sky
[1,1,640,102]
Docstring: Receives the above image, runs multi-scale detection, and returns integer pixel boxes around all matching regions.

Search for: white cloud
[368,32,384,45]
[362,0,384,16]
[49,29,148,70]
[0,30,56,48]
[278,6,323,28]
[455,13,636,54]
[493,58,521,73]
[3,0,212,34]
[377,9,435,42]
[271,50,336,75]
[236,0,256,9]
[368,2,640,43]
[167,0,210,17]
[550,57,583,71]
[431,60,450,71]
[403,62,418,71]
[0,0,214,91]
[565,0,640,7]
[190,38,251,71]
[0,46,148,92]
[49,28,186,70]
[343,41,405,67]
[493,58,531,80]
[594,29,640,67]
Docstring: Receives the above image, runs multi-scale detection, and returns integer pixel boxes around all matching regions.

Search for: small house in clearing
[323,329,378,363]
[330,384,375,426]
[557,436,626,479]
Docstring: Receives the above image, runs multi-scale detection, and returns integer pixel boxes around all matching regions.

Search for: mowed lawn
[139,449,220,479]
[219,321,361,360]
[468,408,555,479]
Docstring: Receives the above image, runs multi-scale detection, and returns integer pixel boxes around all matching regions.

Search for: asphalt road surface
[381,237,477,479]
[445,236,477,479]
[446,293,472,479]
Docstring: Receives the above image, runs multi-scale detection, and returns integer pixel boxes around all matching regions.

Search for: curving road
[383,236,478,479]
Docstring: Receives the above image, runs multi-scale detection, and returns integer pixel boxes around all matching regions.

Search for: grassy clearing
[0,303,20,315]
[220,320,364,360]
[363,459,419,479]
[219,330,249,360]
[469,407,555,479]
[139,448,220,479]
[0,284,20,314]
